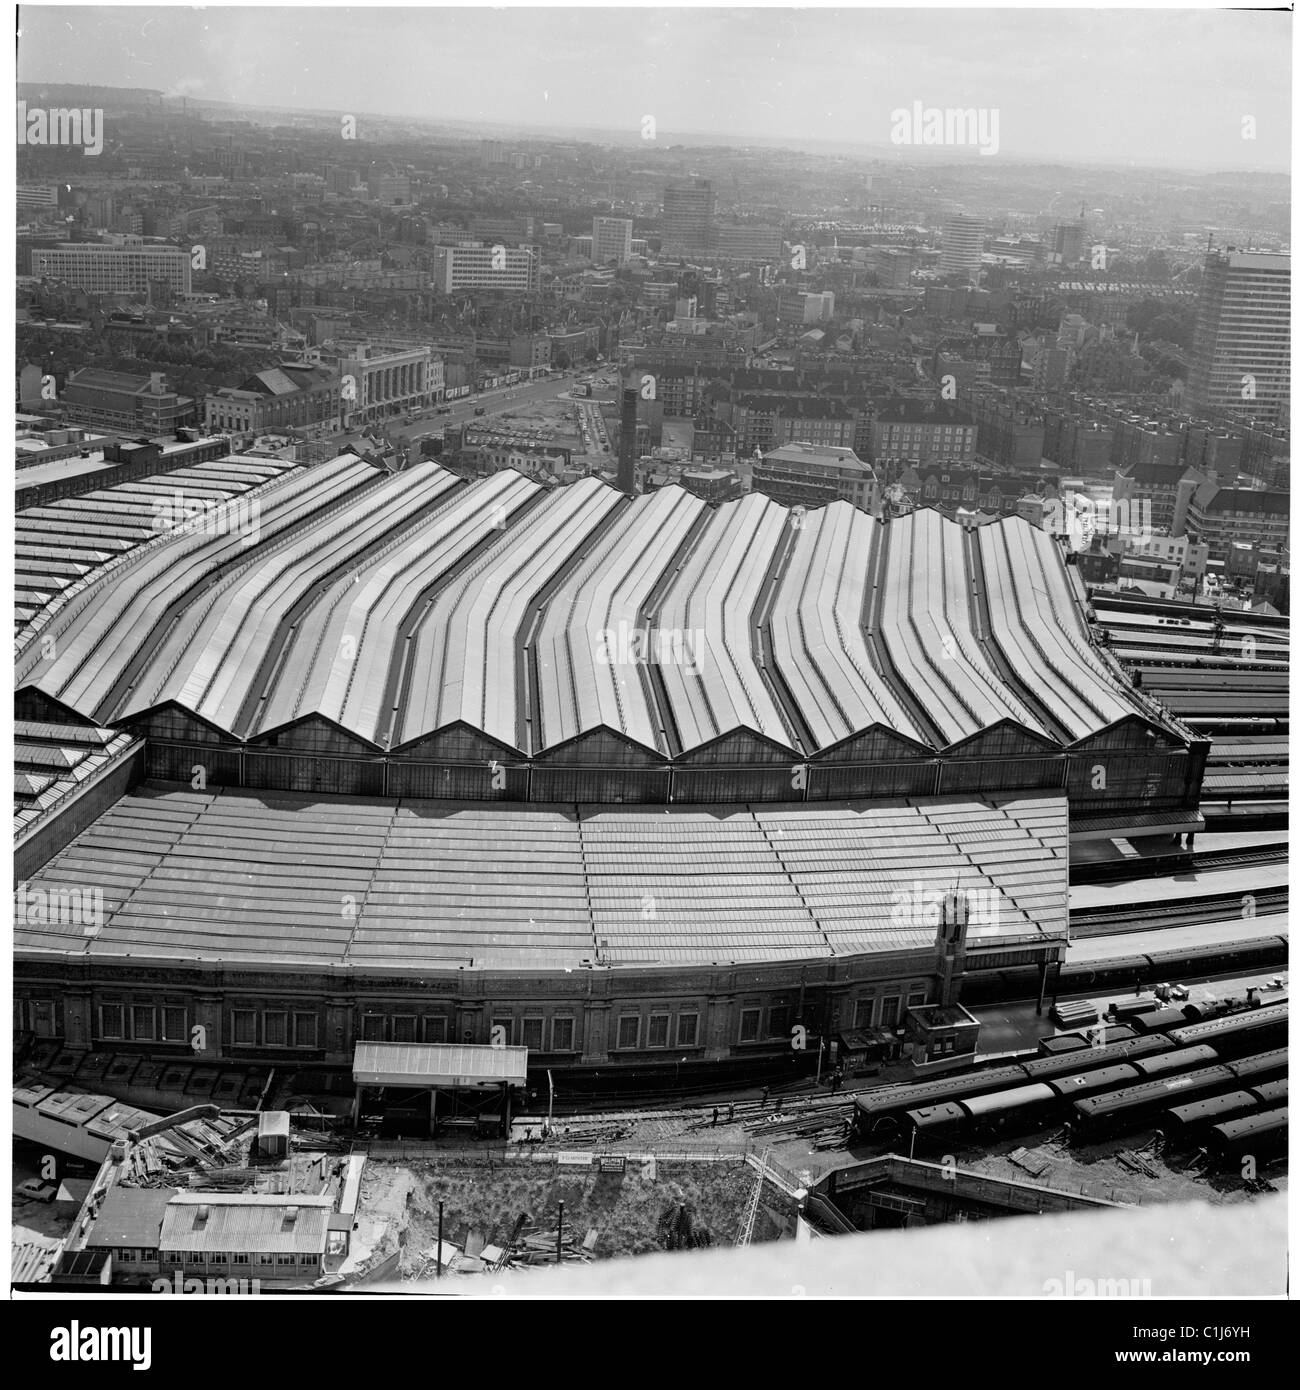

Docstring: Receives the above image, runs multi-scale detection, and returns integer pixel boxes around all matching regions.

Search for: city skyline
[16,4,1293,171]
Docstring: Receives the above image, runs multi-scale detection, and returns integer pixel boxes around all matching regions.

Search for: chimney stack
[618,387,638,496]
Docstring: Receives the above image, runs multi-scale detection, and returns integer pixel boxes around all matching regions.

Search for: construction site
[355,1153,780,1279]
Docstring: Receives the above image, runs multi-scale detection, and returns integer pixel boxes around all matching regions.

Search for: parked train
[853,1002,1288,1143]
[1163,1001,1289,1056]
[1207,1107,1288,1162]
[1164,1078,1288,1137]
[960,935,1289,1005]
[853,1032,1178,1139]
[903,1046,1221,1143]
[1070,1049,1287,1138]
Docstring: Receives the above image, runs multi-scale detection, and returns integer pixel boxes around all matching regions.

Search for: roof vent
[196,1205,210,1225]
[284,1206,299,1227]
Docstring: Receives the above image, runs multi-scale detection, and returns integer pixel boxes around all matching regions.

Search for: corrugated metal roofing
[352,1043,529,1085]
[17,473,1177,759]
[17,785,1068,971]
[978,519,1133,739]
[16,455,374,717]
[878,508,1046,744]
[397,476,621,749]
[258,470,536,744]
[15,455,294,634]
[656,493,798,752]
[119,461,461,734]
[160,1199,328,1255]
[768,502,926,748]
[534,485,703,755]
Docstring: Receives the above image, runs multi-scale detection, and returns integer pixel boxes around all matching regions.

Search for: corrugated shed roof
[160,1198,329,1255]
[353,1043,529,1085]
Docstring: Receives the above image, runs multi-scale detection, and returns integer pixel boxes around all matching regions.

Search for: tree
[554,350,571,371]
[583,347,599,363]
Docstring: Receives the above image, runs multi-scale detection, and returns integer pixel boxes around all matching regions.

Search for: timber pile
[1007,1147,1052,1178]
[122,1141,172,1187]
[416,1223,596,1277]
[506,1225,595,1267]
[12,1239,60,1283]
[1052,1000,1100,1027]
[743,1100,854,1143]
[291,1133,347,1153]
[1116,1149,1160,1178]
[518,1118,631,1145]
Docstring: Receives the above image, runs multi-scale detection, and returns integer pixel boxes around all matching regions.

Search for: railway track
[1070,886,1288,937]
[1070,845,1288,885]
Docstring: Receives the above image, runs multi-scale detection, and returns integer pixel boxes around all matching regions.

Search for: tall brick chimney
[617,387,638,496]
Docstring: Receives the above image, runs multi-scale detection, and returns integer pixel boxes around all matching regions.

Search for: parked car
[473,407,486,416]
[16,1179,57,1204]
[435,405,452,414]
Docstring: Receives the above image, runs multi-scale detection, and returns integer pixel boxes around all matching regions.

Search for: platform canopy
[352,1043,529,1089]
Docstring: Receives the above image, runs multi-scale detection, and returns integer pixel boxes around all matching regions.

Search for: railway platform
[1066,911,1287,963]
[1070,860,1288,911]
[1071,829,1288,865]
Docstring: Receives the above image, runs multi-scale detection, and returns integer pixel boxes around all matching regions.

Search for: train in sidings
[903,1045,1222,1143]
[1071,1049,1287,1138]
[853,1002,1289,1144]
[1164,1078,1288,1136]
[853,1030,1177,1139]
[1206,1107,1289,1162]
[960,935,1289,1004]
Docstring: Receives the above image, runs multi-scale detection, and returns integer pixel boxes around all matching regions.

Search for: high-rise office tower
[1186,248,1290,425]
[591,215,633,264]
[1053,220,1085,266]
[661,178,715,256]
[939,214,986,282]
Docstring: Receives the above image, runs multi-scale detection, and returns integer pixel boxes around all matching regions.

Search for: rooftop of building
[64,368,187,398]
[15,460,1189,760]
[874,398,975,425]
[16,784,1069,972]
[86,1186,174,1249]
[760,442,871,471]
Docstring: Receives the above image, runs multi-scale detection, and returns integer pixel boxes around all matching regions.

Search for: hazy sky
[16,4,1292,168]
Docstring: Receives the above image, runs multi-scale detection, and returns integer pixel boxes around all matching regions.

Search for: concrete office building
[31,243,193,295]
[432,244,539,294]
[1186,249,1290,425]
[661,178,715,256]
[714,224,785,261]
[591,216,633,265]
[938,215,986,282]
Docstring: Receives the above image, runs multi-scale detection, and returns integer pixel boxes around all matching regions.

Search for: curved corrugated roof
[978,517,1134,740]
[534,485,705,755]
[655,492,798,753]
[257,470,538,745]
[768,502,928,749]
[121,462,461,733]
[18,454,377,723]
[16,467,1176,762]
[397,476,624,750]
[878,508,1046,746]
